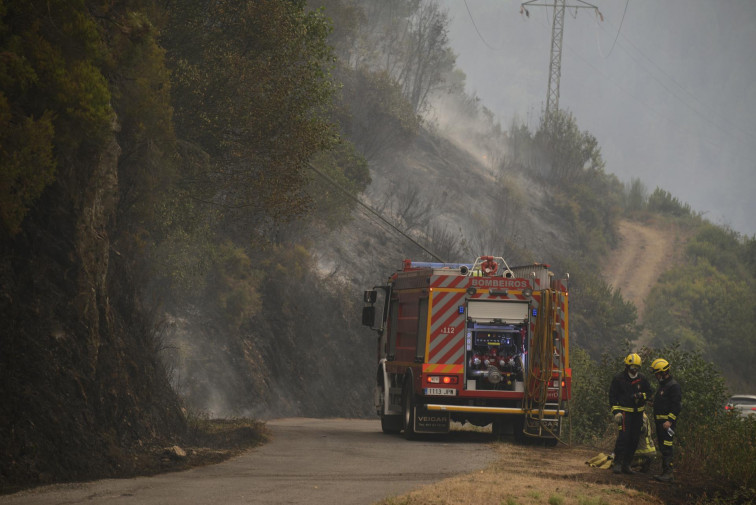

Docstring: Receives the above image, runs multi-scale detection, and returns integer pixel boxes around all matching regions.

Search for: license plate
[424,388,457,396]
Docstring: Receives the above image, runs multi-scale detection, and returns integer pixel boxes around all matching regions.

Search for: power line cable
[519,2,754,152]
[602,0,629,58]
[562,40,739,158]
[307,163,444,262]
[600,26,754,149]
[601,17,756,142]
[463,0,505,51]
[530,12,747,162]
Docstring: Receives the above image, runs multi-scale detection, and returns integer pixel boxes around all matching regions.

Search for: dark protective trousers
[613,411,644,467]
[655,421,675,472]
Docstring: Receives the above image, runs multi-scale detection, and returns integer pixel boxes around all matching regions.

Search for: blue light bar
[409,262,473,270]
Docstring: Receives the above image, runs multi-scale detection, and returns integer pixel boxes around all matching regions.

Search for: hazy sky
[436,0,756,236]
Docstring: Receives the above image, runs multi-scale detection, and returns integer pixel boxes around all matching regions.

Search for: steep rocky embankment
[0,124,185,492]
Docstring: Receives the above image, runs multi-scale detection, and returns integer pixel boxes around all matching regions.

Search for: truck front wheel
[381,414,402,434]
[378,380,402,434]
[513,415,528,444]
[402,381,416,440]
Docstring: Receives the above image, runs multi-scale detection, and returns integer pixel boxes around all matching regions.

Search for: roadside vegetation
[376,342,754,505]
[570,345,756,500]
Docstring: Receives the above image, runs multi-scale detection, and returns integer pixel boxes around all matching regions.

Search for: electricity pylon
[521,0,602,128]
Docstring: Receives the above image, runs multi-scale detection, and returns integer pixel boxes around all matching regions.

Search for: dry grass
[375,441,665,505]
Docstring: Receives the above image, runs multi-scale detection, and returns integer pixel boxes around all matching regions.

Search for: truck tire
[513,415,528,444]
[542,437,559,447]
[402,380,416,440]
[381,414,402,434]
[492,418,505,439]
[377,379,402,434]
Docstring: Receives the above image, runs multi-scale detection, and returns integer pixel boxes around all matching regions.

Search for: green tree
[647,187,693,217]
[396,0,455,113]
[743,235,756,276]
[0,0,114,235]
[306,139,370,229]
[685,223,745,277]
[1,1,192,487]
[503,118,534,172]
[624,177,647,212]
[162,0,339,224]
[563,259,637,360]
[532,109,621,257]
[335,66,419,161]
[107,6,178,229]
[353,0,455,114]
[645,258,755,391]
[534,109,604,182]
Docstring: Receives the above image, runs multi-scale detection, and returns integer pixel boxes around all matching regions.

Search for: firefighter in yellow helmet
[650,358,682,483]
[609,353,652,475]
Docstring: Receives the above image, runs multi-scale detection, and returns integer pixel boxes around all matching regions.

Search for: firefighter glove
[613,412,623,425]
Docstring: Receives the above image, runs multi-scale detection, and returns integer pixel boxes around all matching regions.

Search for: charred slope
[313,126,577,289]
[161,259,376,420]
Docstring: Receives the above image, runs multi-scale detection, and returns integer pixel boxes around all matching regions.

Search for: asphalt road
[0,418,499,505]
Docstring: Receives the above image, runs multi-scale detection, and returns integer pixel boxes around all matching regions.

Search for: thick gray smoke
[439,0,756,236]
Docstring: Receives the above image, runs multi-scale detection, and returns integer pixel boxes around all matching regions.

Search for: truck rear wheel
[542,437,559,447]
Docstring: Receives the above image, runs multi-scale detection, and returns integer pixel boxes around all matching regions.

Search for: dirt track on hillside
[601,220,680,321]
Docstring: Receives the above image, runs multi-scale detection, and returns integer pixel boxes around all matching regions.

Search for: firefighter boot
[654,458,674,483]
[621,455,636,475]
[654,468,674,482]
[612,462,622,474]
[639,456,652,474]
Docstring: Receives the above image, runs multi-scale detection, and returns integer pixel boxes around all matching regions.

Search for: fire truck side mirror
[363,290,377,304]
[362,306,376,327]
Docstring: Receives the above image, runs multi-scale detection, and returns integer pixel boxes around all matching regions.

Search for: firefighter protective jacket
[609,370,653,414]
[653,375,682,426]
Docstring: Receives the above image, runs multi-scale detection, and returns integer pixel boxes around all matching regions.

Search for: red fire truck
[362,256,570,443]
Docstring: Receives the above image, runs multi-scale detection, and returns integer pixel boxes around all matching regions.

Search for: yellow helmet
[651,358,670,373]
[624,353,642,367]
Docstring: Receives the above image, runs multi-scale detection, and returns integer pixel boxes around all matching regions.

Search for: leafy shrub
[680,412,756,491]
[569,347,615,444]
[570,343,756,491]
[206,241,263,327]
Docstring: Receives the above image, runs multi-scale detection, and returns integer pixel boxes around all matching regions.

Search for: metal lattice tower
[521,1,602,128]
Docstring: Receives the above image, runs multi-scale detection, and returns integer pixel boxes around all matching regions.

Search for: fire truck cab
[362,256,570,443]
